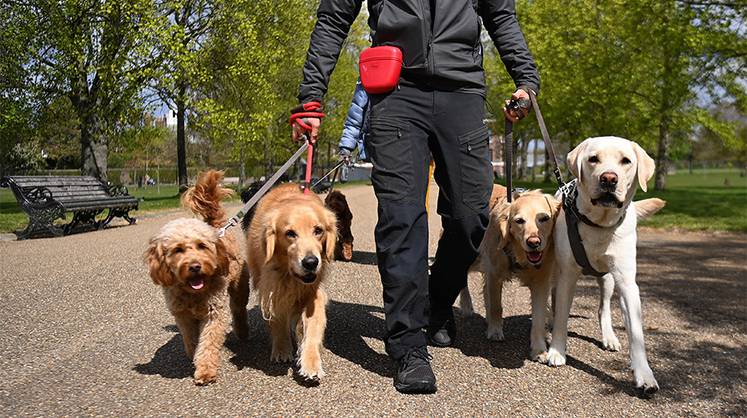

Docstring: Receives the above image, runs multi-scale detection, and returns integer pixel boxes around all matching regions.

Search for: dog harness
[560,180,625,278]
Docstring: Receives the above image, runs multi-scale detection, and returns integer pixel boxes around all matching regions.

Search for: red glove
[290,102,325,143]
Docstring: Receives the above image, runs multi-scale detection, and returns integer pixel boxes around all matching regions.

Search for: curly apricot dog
[144,170,250,385]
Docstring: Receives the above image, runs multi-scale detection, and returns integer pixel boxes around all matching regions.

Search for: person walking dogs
[291,0,539,394]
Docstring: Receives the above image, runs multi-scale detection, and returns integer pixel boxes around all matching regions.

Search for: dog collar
[560,180,611,278]
[502,246,526,272]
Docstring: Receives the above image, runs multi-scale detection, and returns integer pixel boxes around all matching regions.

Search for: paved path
[1,185,745,416]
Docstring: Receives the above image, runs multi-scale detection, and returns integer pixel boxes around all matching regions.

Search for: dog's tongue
[189,277,204,290]
[527,251,542,263]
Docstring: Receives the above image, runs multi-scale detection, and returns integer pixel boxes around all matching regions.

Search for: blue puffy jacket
[338,80,368,161]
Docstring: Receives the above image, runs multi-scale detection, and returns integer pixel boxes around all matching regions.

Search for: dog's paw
[271,345,293,363]
[297,354,325,381]
[193,368,217,386]
[544,348,566,367]
[531,349,549,363]
[633,366,659,397]
[602,335,621,352]
[459,304,474,317]
[486,326,505,342]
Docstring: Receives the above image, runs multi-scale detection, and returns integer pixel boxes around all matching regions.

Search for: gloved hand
[339,147,353,165]
[290,102,325,143]
[503,89,531,123]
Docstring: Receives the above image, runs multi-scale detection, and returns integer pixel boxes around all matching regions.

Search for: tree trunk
[176,82,188,192]
[80,114,108,181]
[239,144,246,186]
[654,115,670,191]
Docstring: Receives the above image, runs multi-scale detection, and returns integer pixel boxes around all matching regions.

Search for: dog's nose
[301,256,319,271]
[599,171,618,190]
[188,263,201,273]
[526,236,541,249]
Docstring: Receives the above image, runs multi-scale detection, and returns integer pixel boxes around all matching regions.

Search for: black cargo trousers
[366,81,492,360]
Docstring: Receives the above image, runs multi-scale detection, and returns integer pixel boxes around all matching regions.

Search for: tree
[152,0,215,191]
[11,0,162,180]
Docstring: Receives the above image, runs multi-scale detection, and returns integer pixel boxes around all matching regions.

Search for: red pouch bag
[359,46,403,94]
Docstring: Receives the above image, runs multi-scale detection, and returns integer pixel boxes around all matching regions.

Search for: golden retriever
[247,183,337,381]
[144,170,250,385]
[461,186,562,361]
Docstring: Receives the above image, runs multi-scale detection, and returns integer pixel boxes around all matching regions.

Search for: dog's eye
[621,157,632,165]
[588,155,599,163]
[285,230,297,239]
[538,214,551,223]
[515,218,526,225]
[172,247,184,254]
[313,226,324,236]
[197,242,207,250]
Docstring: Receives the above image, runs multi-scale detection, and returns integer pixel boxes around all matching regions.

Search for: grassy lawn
[1,169,745,234]
[512,168,747,233]
[0,185,240,235]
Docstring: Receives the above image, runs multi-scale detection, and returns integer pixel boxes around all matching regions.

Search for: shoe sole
[394,380,437,394]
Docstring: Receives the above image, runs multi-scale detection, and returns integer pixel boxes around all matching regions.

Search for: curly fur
[144,170,250,385]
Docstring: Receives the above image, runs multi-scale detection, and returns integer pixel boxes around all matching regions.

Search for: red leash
[289,102,325,194]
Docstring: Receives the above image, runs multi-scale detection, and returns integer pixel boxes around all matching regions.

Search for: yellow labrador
[545,136,663,395]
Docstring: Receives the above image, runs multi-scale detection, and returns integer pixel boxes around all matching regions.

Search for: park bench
[0,175,138,239]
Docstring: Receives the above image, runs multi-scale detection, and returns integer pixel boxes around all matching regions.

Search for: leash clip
[217,217,238,238]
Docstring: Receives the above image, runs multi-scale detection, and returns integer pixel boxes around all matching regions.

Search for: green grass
[0,185,240,234]
[1,170,745,234]
[511,168,747,233]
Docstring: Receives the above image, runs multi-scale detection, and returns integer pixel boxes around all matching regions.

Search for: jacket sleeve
[339,81,369,151]
[298,0,363,103]
[480,0,540,94]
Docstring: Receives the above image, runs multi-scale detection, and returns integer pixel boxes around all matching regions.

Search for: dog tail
[634,198,666,220]
[182,170,234,227]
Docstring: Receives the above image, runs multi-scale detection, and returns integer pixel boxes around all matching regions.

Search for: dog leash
[217,138,311,238]
[503,90,565,202]
[311,159,346,193]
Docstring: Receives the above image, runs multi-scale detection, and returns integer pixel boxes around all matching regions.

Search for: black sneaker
[394,347,437,394]
[427,309,456,347]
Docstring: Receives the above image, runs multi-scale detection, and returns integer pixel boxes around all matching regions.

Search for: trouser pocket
[458,124,492,213]
[367,117,413,201]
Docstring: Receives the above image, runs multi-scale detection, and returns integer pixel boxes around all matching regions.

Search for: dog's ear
[215,238,232,276]
[632,142,655,192]
[545,195,562,220]
[144,240,173,286]
[496,202,511,249]
[263,211,278,264]
[323,209,338,261]
[566,140,587,180]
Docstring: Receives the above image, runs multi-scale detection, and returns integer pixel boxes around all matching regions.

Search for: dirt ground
[0,184,745,416]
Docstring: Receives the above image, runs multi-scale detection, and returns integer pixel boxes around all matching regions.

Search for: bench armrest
[105,182,130,197]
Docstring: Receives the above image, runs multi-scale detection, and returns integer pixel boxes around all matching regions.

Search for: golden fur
[247,183,337,381]
[144,170,250,385]
[462,187,561,361]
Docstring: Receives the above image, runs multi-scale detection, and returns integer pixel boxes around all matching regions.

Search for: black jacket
[298,0,540,103]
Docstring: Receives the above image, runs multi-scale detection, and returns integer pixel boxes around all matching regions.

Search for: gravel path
[1,184,745,416]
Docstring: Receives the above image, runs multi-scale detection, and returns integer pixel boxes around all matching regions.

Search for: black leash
[503,90,564,202]
[311,159,346,193]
